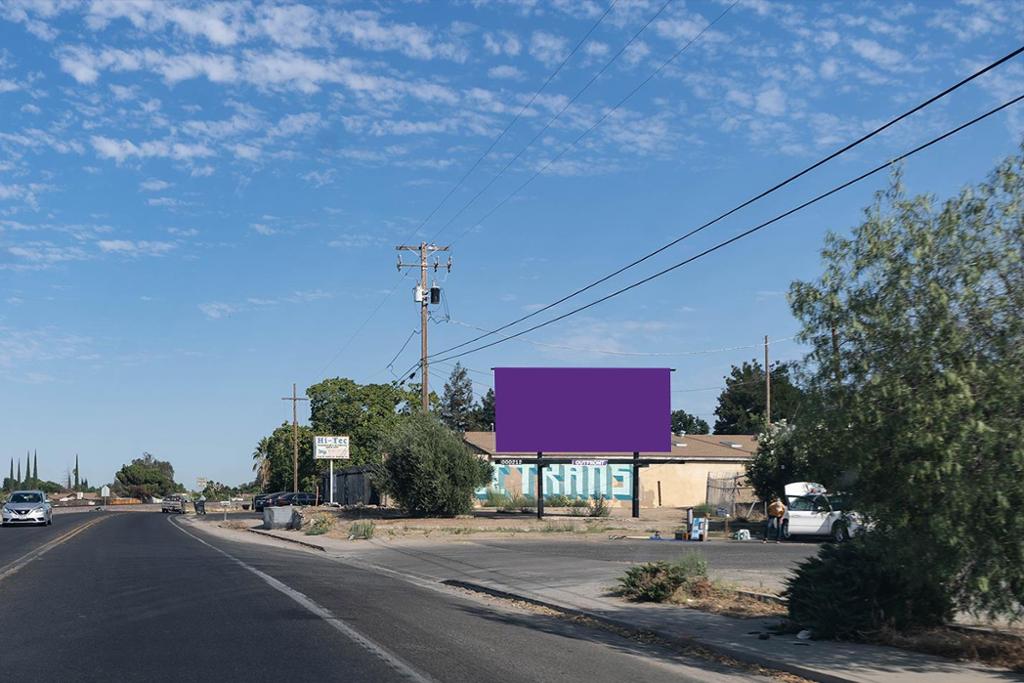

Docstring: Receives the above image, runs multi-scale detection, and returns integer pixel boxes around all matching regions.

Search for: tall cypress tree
[26,451,31,486]
[74,454,80,490]
[17,460,21,485]
[32,451,38,483]
[8,458,13,486]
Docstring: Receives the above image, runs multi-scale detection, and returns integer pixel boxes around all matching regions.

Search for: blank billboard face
[494,367,671,453]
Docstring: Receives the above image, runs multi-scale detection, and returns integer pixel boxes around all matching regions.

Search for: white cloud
[819,58,839,79]
[198,302,236,319]
[329,10,467,62]
[8,243,89,264]
[91,135,215,163]
[301,170,335,187]
[487,64,523,80]
[146,197,185,207]
[85,1,245,46]
[249,223,277,235]
[140,178,171,191]
[529,31,568,67]
[755,85,786,116]
[849,38,905,71]
[97,239,176,256]
[167,227,198,237]
[483,31,520,56]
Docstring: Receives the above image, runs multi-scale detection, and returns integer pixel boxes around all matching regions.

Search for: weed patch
[348,520,375,540]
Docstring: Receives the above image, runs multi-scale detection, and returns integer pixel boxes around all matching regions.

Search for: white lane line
[170,517,433,683]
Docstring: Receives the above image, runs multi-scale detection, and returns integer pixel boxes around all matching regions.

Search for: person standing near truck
[763,496,786,543]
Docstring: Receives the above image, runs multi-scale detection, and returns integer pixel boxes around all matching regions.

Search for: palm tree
[251,437,270,491]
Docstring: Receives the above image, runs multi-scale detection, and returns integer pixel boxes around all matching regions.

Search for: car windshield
[9,493,43,503]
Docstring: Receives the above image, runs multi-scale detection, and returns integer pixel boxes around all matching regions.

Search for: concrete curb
[442,578,857,683]
[247,528,327,552]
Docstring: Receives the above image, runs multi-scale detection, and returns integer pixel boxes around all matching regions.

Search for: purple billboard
[494,367,671,453]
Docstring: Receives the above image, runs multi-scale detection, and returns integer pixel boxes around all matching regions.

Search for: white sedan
[1,490,53,527]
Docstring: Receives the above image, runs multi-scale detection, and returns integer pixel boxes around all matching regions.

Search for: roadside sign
[100,485,110,498]
[315,435,350,460]
[196,477,209,490]
[571,459,608,467]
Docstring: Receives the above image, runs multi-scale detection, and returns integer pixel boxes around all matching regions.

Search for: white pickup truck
[161,494,187,514]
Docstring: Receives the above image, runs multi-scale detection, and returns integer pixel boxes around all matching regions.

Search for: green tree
[713,360,803,434]
[113,452,180,499]
[257,422,316,492]
[374,413,492,517]
[7,458,13,489]
[467,388,496,431]
[307,377,418,464]
[788,157,1024,623]
[74,454,79,490]
[671,409,709,435]
[16,459,21,486]
[744,420,811,501]
[438,363,476,432]
[32,451,38,484]
[251,436,271,489]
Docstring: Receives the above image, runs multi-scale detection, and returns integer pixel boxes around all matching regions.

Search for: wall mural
[476,463,632,501]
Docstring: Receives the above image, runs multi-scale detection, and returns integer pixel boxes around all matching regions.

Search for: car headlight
[32,506,45,514]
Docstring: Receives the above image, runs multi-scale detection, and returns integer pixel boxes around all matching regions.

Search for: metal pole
[292,383,299,491]
[764,335,771,427]
[631,451,640,518]
[329,460,335,505]
[536,452,544,520]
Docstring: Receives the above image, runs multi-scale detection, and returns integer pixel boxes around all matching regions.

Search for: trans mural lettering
[476,463,632,501]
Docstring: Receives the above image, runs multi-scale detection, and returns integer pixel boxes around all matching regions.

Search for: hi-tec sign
[314,435,350,460]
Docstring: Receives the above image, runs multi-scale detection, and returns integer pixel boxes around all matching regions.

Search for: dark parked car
[275,492,317,507]
[253,492,286,512]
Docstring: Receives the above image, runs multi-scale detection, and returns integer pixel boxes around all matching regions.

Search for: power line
[425,92,1024,367]
[426,0,681,244]
[447,318,795,357]
[432,43,1024,359]
[316,3,618,376]
[438,1,736,247]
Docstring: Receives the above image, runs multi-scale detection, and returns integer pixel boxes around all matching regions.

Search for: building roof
[462,432,757,461]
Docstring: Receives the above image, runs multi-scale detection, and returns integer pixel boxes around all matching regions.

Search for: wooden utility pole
[281,383,308,492]
[764,335,771,427]
[396,242,451,412]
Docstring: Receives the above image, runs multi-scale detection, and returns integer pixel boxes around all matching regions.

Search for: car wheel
[781,520,790,540]
[831,521,849,543]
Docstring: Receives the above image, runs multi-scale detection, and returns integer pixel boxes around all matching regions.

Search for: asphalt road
[0,508,99,569]
[0,511,766,682]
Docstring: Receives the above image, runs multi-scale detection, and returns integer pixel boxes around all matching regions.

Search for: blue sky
[1,0,1022,488]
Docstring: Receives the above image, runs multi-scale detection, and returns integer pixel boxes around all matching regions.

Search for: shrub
[500,493,536,513]
[375,413,493,517]
[569,504,588,517]
[691,503,715,518]
[545,494,571,507]
[618,553,709,602]
[481,488,508,508]
[785,534,952,638]
[348,520,375,540]
[588,495,611,518]
[305,513,334,536]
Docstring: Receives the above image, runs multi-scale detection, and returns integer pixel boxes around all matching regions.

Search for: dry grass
[666,578,787,619]
[873,626,1024,672]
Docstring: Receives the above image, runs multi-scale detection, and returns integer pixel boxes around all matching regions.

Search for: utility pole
[281,383,309,492]
[764,335,771,427]
[396,242,451,412]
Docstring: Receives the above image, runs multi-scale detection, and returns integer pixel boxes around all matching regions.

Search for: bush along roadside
[348,520,375,540]
[616,554,785,619]
[784,533,1024,672]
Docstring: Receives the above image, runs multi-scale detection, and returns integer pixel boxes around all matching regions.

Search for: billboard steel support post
[632,451,640,518]
[329,460,335,505]
[536,452,544,520]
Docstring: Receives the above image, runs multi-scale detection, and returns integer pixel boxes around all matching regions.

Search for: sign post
[314,436,350,505]
[100,484,110,506]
